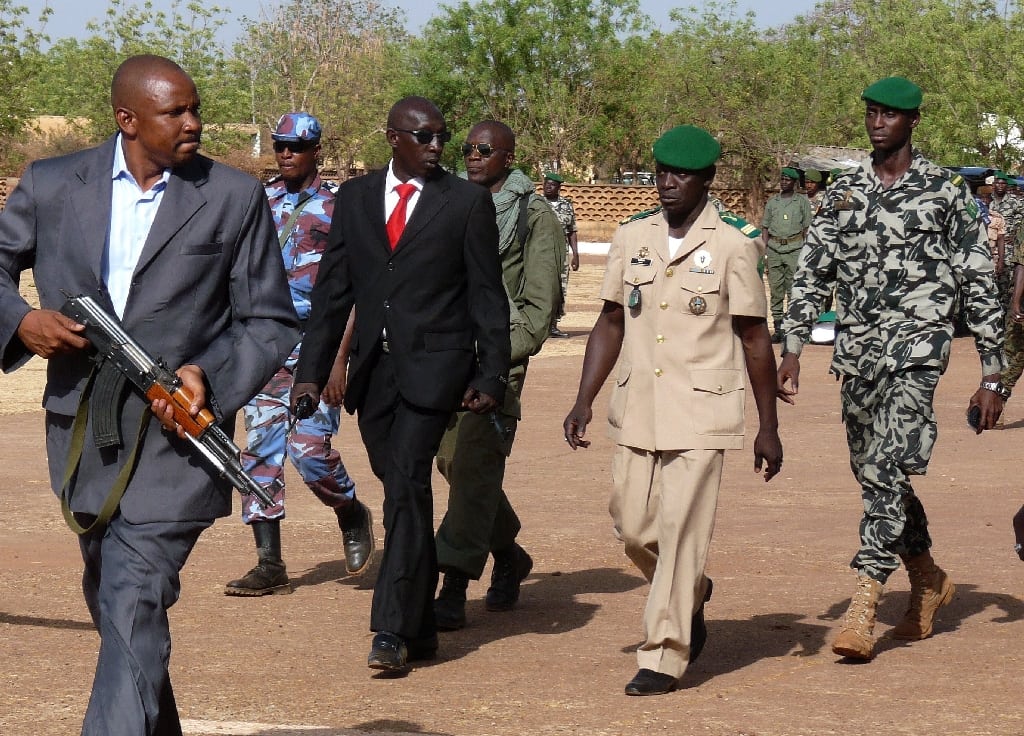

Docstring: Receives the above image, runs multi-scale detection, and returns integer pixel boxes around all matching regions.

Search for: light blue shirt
[104,135,170,317]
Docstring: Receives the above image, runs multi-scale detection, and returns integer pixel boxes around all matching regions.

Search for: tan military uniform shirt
[600,202,766,451]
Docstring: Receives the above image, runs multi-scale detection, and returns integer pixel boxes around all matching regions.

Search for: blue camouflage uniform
[239,174,357,523]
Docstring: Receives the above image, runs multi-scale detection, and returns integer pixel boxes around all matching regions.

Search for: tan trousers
[610,445,723,678]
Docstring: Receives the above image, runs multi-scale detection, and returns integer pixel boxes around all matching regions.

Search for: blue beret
[652,125,721,170]
[861,76,922,111]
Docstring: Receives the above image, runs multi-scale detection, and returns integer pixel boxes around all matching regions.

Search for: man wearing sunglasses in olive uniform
[432,120,563,631]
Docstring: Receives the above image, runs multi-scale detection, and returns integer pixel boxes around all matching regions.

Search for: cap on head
[861,76,922,111]
[652,125,721,170]
[544,172,564,183]
[272,112,322,142]
[781,166,800,180]
[804,169,823,183]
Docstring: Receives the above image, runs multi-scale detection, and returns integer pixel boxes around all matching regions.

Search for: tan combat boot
[889,551,954,640]
[832,575,883,660]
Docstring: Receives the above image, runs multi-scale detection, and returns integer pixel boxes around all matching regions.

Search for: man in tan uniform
[563,125,783,696]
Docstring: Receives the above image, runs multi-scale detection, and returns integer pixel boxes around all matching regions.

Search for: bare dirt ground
[2,256,1023,736]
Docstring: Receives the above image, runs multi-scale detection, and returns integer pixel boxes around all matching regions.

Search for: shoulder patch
[720,212,761,238]
[951,174,964,186]
[620,205,662,225]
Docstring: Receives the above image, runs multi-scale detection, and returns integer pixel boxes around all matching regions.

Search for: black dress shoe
[690,577,714,664]
[624,668,678,696]
[367,632,408,672]
[337,501,374,575]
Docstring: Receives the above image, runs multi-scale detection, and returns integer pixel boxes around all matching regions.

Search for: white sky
[18,0,824,45]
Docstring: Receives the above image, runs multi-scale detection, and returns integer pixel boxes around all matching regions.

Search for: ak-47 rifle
[60,292,277,509]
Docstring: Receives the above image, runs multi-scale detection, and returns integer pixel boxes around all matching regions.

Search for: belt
[771,234,802,246]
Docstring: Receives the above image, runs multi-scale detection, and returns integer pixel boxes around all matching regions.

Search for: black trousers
[356,350,451,641]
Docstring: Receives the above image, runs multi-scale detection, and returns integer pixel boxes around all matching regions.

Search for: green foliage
[0,0,51,154]
[407,0,648,177]
[234,0,409,177]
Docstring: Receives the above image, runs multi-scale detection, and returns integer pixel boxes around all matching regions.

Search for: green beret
[652,125,721,170]
[861,76,922,111]
[781,167,800,180]
[544,172,564,183]
[997,172,1014,183]
[804,169,823,183]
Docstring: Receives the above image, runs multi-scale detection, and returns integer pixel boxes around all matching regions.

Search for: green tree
[408,0,648,178]
[0,0,51,155]
[21,0,243,153]
[235,0,408,178]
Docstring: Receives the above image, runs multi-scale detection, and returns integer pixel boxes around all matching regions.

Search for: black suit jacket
[298,166,510,413]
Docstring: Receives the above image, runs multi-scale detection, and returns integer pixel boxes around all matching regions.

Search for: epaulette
[950,173,964,187]
[620,206,662,225]
[264,174,283,187]
[720,212,761,239]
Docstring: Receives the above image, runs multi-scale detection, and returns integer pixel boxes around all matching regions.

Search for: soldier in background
[761,167,812,342]
[804,169,825,217]
[778,76,1005,662]
[542,172,579,338]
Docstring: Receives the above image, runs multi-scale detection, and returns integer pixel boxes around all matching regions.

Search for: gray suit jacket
[0,136,299,523]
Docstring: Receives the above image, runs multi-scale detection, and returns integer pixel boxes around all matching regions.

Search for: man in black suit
[293,96,510,673]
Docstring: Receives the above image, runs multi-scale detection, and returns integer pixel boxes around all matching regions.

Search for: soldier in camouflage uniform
[542,172,579,337]
[778,77,1005,661]
[225,113,374,596]
[1000,228,1024,404]
[990,173,1024,308]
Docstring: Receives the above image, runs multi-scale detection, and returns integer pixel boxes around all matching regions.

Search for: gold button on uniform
[656,334,665,343]
[654,368,663,377]
[660,301,669,310]
[697,285,703,293]
[665,267,674,277]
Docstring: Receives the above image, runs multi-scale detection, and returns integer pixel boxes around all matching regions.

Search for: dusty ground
[2,257,1023,736]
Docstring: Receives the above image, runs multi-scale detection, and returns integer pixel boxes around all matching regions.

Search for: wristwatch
[980,380,1011,400]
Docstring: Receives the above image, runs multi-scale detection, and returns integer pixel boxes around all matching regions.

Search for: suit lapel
[360,169,390,252]
[133,160,207,277]
[396,174,448,249]
[67,137,117,289]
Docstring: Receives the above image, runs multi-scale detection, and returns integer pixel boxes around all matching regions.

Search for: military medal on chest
[689,295,708,315]
[689,248,715,275]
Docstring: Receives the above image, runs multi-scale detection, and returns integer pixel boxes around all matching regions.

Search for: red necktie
[387,182,417,249]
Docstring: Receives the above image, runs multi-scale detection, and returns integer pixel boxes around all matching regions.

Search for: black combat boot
[434,571,470,630]
[224,520,291,596]
[485,543,533,612]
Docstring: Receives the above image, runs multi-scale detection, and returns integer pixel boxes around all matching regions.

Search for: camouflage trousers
[240,346,356,524]
[841,369,938,584]
[765,246,801,327]
[555,243,570,321]
[1001,311,1024,392]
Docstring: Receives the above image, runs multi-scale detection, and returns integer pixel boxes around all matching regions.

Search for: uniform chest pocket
[679,272,721,317]
[902,207,947,261]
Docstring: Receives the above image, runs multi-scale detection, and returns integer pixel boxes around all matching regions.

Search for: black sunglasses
[461,142,507,158]
[273,140,317,153]
[393,128,452,145]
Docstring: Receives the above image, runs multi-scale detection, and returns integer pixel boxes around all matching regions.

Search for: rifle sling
[60,366,150,535]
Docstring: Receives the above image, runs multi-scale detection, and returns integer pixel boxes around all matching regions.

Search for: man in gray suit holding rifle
[0,55,298,734]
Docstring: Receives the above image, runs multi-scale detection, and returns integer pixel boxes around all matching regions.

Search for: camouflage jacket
[991,193,1024,243]
[781,150,1004,379]
[265,174,336,321]
[544,195,577,237]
